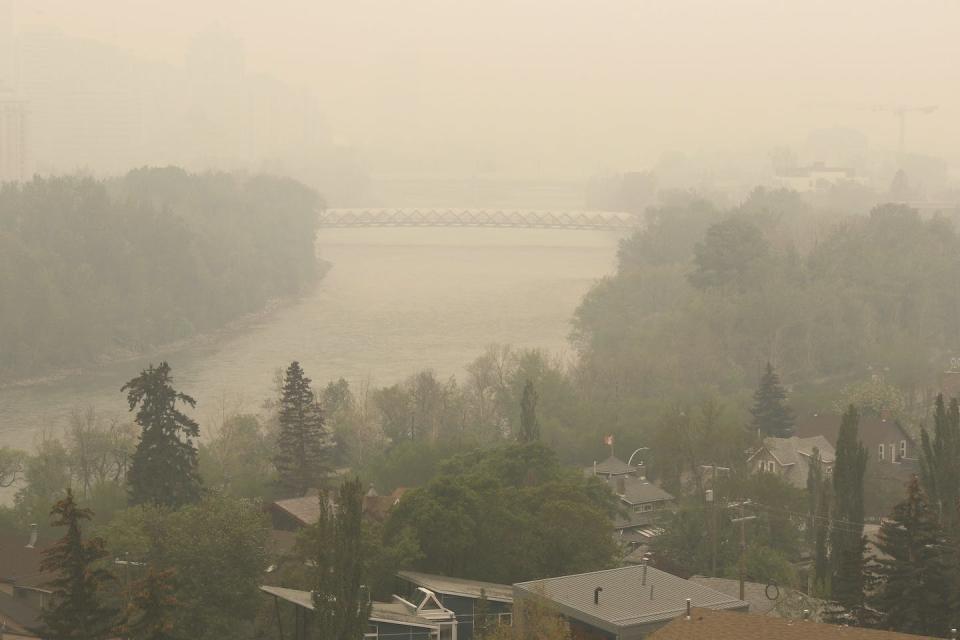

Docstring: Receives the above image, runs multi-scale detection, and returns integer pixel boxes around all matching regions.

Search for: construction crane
[874,104,938,161]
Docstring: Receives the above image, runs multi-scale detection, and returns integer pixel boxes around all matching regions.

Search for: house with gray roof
[747,436,835,489]
[587,456,646,479]
[513,564,748,639]
[396,571,513,640]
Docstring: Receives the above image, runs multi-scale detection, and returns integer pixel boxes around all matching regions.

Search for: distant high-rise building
[0,91,27,182]
[0,0,13,87]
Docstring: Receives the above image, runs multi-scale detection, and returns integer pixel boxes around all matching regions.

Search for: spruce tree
[749,362,794,438]
[123,362,202,508]
[37,489,119,640]
[870,475,952,637]
[518,380,540,443]
[919,394,960,531]
[126,568,178,640]
[830,405,868,616]
[274,361,333,496]
[312,477,372,640]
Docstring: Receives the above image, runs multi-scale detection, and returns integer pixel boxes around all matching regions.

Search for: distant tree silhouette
[749,362,794,438]
[519,380,540,443]
[123,362,201,508]
[274,361,333,496]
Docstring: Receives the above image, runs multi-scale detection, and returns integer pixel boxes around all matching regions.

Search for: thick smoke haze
[3,0,959,199]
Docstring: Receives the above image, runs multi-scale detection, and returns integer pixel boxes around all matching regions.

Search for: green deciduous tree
[749,362,794,438]
[38,489,119,640]
[103,495,269,640]
[274,361,333,497]
[123,362,202,508]
[870,475,952,637]
[518,380,539,443]
[384,443,617,584]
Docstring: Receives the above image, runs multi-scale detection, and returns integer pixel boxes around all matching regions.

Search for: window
[758,460,764,472]
[878,444,885,461]
[641,503,655,512]
[766,461,775,473]
[900,440,907,458]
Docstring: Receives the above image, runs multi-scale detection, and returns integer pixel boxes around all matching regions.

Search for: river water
[0,227,621,450]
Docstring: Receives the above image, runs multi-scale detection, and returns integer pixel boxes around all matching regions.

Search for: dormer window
[878,444,885,461]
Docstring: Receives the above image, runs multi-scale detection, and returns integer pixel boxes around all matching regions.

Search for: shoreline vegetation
[0,167,326,387]
[0,259,332,392]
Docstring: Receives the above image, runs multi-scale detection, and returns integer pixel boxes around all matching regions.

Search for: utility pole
[729,500,756,601]
[701,464,730,578]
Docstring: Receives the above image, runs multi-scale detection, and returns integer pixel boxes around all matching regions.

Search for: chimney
[951,629,957,640]
[642,558,648,586]
[616,476,626,495]
[803,610,810,621]
[26,523,38,549]
[593,461,597,476]
[594,587,603,605]
[685,599,691,620]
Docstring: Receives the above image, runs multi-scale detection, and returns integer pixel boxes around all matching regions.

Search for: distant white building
[774,162,862,192]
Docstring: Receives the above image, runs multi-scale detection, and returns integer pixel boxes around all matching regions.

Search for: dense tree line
[573,190,960,432]
[0,168,322,381]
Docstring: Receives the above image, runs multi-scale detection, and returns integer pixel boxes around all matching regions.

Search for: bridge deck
[319,208,639,231]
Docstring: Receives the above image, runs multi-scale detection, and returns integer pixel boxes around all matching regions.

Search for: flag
[604,434,614,446]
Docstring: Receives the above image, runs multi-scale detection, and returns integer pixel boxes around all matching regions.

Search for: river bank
[0,260,333,393]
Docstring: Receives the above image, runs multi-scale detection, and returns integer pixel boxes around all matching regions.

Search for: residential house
[587,456,647,480]
[396,571,513,640]
[585,457,674,555]
[261,584,460,640]
[268,487,408,532]
[794,412,918,515]
[0,528,52,639]
[747,436,835,489]
[648,606,933,640]
[513,564,748,640]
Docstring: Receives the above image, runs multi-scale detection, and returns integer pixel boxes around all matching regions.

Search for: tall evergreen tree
[919,394,960,530]
[37,489,119,640]
[870,475,952,637]
[518,380,540,443]
[312,477,372,640]
[830,405,868,615]
[123,362,201,508]
[749,362,794,438]
[806,448,831,596]
[274,361,333,496]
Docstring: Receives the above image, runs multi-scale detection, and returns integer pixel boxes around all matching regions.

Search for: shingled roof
[648,607,934,639]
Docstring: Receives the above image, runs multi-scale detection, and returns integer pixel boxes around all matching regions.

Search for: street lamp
[627,448,649,468]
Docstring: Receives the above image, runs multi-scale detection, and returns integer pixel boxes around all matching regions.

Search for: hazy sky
[12,0,960,177]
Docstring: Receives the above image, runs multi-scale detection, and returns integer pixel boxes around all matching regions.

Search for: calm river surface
[0,227,621,450]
